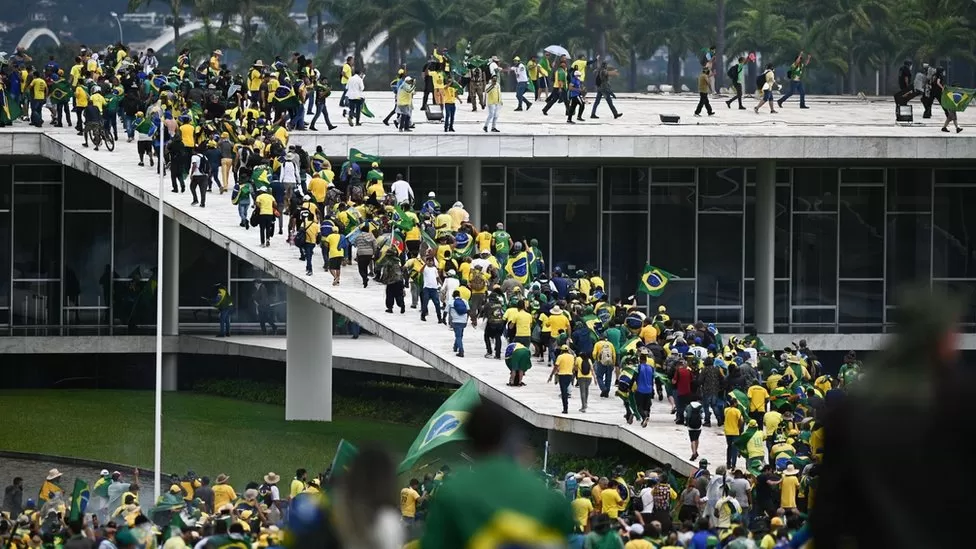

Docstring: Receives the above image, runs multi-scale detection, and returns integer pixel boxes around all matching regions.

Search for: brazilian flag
[637,263,674,297]
[398,379,481,473]
[349,148,380,164]
[68,479,91,522]
[505,251,530,285]
[251,165,271,188]
[941,86,976,112]
[367,168,384,182]
[361,101,375,118]
[453,231,474,259]
[329,439,359,481]
[50,80,72,104]
[272,83,300,110]
[728,389,749,416]
[390,204,416,232]
[1,92,22,124]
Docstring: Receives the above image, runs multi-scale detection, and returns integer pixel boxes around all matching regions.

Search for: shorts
[406,240,420,256]
[137,141,154,155]
[762,90,774,102]
[328,257,343,270]
[539,333,551,348]
[688,429,702,442]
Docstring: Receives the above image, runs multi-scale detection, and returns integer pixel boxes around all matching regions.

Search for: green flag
[2,93,22,123]
[69,479,91,522]
[636,264,674,297]
[398,379,481,473]
[733,425,760,459]
[361,101,375,118]
[729,389,749,416]
[50,80,72,104]
[135,118,153,135]
[391,204,416,232]
[329,439,359,481]
[348,148,381,164]
[941,87,976,112]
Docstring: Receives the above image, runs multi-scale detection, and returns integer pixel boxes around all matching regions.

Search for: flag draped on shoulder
[637,264,674,296]
[398,380,481,473]
[941,87,976,112]
[69,479,91,521]
[391,204,416,232]
[50,80,72,104]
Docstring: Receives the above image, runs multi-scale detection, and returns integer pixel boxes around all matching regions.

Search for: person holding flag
[91,470,112,523]
[39,469,64,505]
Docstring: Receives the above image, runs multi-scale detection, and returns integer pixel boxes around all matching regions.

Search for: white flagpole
[543,439,549,472]
[154,105,165,502]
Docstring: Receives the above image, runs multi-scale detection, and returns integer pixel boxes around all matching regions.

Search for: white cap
[447,269,457,276]
[100,469,110,476]
[453,201,463,208]
[428,191,436,197]
[629,524,644,536]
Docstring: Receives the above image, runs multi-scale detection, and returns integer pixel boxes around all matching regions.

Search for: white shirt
[637,487,654,514]
[488,61,500,78]
[280,159,299,183]
[343,508,404,549]
[345,74,365,100]
[422,266,439,289]
[189,154,207,177]
[391,179,414,205]
[514,63,528,83]
[690,345,708,361]
[270,485,281,502]
[471,258,492,272]
[439,277,460,303]
[142,54,158,75]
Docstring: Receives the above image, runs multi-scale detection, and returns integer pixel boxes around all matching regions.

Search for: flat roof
[1,93,972,160]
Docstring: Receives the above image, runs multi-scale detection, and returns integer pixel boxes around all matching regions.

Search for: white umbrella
[544,45,570,58]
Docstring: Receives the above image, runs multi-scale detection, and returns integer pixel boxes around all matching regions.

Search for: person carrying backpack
[575,354,594,412]
[467,265,488,327]
[484,289,507,359]
[684,400,705,461]
[635,349,656,428]
[592,335,617,398]
[725,56,746,110]
[449,290,469,357]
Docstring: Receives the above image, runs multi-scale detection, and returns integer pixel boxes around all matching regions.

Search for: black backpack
[687,404,703,429]
[756,74,766,90]
[488,303,505,326]
[197,154,211,176]
[579,356,592,377]
[727,64,738,81]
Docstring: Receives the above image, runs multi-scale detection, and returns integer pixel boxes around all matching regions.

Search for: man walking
[635,350,655,428]
[695,67,715,117]
[212,283,233,338]
[512,56,532,111]
[754,64,778,114]
[725,57,747,110]
[345,68,365,126]
[778,52,812,109]
[483,74,501,133]
[590,60,622,119]
[420,257,443,323]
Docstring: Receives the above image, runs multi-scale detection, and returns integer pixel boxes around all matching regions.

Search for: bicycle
[84,123,115,152]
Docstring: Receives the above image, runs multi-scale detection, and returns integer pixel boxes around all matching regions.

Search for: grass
[0,390,420,485]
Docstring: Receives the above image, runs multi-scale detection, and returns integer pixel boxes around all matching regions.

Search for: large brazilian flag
[941,87,976,112]
[637,263,674,296]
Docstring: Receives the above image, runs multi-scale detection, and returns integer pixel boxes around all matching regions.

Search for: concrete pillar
[755,160,776,334]
[162,218,180,391]
[547,429,599,457]
[462,159,482,229]
[285,287,333,421]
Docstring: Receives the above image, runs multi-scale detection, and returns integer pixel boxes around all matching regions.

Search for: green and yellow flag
[398,380,481,473]
[941,87,976,112]
[329,439,359,481]
[69,479,91,521]
[637,264,674,296]
[50,80,72,104]
[391,204,416,232]
[348,148,381,164]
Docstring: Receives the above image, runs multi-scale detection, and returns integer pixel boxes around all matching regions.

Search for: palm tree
[726,0,801,90]
[307,0,336,49]
[471,0,545,58]
[615,0,661,90]
[645,0,711,87]
[806,0,890,93]
[128,0,185,50]
[243,21,310,66]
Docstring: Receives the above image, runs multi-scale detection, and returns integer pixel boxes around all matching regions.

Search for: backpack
[687,404,703,430]
[197,155,211,176]
[631,491,644,512]
[469,269,487,292]
[453,297,469,315]
[756,74,766,90]
[727,64,738,81]
[786,67,795,79]
[257,483,275,506]
[579,356,592,377]
[488,303,505,326]
[598,343,614,367]
[700,52,709,66]
[295,221,308,246]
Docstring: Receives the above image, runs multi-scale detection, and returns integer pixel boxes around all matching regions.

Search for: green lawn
[0,390,420,484]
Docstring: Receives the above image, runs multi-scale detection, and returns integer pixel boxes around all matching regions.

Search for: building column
[462,158,482,229]
[755,160,776,334]
[285,287,333,421]
[162,217,180,391]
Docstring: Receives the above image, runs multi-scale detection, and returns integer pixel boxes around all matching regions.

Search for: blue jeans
[515,82,530,108]
[726,435,739,469]
[339,83,348,107]
[238,199,250,223]
[420,287,441,320]
[292,106,305,129]
[104,110,118,138]
[304,242,315,272]
[452,322,465,353]
[595,363,613,395]
[218,308,231,336]
[779,81,806,106]
[444,103,456,130]
[591,89,618,117]
[306,93,315,114]
[703,394,725,424]
[310,102,333,128]
[124,114,136,139]
[30,99,44,126]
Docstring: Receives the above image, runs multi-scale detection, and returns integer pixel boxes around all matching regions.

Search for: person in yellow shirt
[639,319,658,345]
[339,56,353,115]
[571,54,588,83]
[442,78,457,132]
[723,401,744,469]
[434,211,453,240]
[27,72,47,127]
[548,345,576,414]
[289,469,307,500]
[73,84,89,133]
[253,188,278,247]
[299,211,320,276]
[324,231,344,285]
[746,382,769,423]
[570,490,593,533]
[69,57,84,87]
[575,354,594,413]
[475,225,493,254]
[779,465,801,511]
[510,302,533,347]
[179,117,195,147]
[547,305,571,340]
[211,474,237,510]
[400,478,422,525]
[599,478,624,519]
[366,178,385,204]
[308,173,328,211]
[744,419,766,472]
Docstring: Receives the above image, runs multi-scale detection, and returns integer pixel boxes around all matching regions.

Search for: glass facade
[0,159,972,336]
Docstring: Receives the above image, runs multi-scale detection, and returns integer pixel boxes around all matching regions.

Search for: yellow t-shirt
[442,85,457,104]
[746,430,766,459]
[555,353,575,376]
[766,374,783,392]
[179,123,195,147]
[625,540,655,549]
[248,69,263,92]
[255,193,276,215]
[303,220,321,244]
[723,406,743,436]
[600,487,623,519]
[30,78,47,100]
[760,534,777,549]
[639,324,658,344]
[325,232,343,258]
[457,285,471,302]
[547,313,570,337]
[779,475,800,509]
[89,93,106,113]
[432,71,445,90]
[341,63,352,85]
[434,213,453,234]
[367,181,385,199]
[575,357,593,379]
[74,86,89,108]
[476,232,493,253]
[309,177,328,202]
[289,479,305,498]
[747,385,769,412]
[458,262,471,283]
[571,59,587,82]
[763,410,783,438]
[212,484,237,510]
[70,64,83,86]
[570,496,592,530]
[514,310,533,337]
[399,487,420,518]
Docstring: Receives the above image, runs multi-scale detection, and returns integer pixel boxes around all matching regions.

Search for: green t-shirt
[584,530,625,549]
[420,456,574,549]
[493,230,512,254]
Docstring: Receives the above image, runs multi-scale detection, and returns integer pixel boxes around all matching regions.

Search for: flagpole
[543,439,549,473]
[154,106,164,503]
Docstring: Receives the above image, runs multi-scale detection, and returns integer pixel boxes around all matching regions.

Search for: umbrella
[544,45,570,58]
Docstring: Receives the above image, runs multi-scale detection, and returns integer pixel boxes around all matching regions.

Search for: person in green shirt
[542,59,569,115]
[420,401,575,549]
[492,222,513,269]
[778,51,812,109]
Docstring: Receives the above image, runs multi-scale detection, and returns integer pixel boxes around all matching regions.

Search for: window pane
[480,185,504,232]
[886,214,931,304]
[659,279,695,325]
[933,186,976,278]
[934,169,976,185]
[552,186,598,273]
[64,168,112,210]
[793,168,838,212]
[13,184,61,278]
[111,277,156,332]
[482,166,504,184]
[649,185,695,277]
[553,167,598,185]
[744,280,789,328]
[604,213,648,300]
[651,167,695,185]
[887,168,931,212]
[839,186,884,278]
[744,185,790,279]
[696,307,742,330]
[603,167,648,211]
[792,214,837,305]
[839,281,883,325]
[409,166,458,205]
[840,168,884,185]
[63,308,110,331]
[11,281,60,326]
[506,167,550,211]
[0,212,9,308]
[231,280,285,324]
[745,167,791,185]
[64,213,112,308]
[0,165,11,208]
[230,255,272,281]
[506,212,549,265]
[180,227,228,307]
[14,165,62,183]
[698,167,744,212]
[114,191,158,278]
[944,282,976,329]
[697,214,742,306]
[791,308,836,325]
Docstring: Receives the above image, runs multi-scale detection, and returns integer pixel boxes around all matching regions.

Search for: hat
[253,60,265,67]
[453,201,463,208]
[491,55,500,62]
[447,269,457,276]
[428,191,436,197]
[573,70,581,76]
[405,76,414,82]
[551,305,562,315]
[698,459,708,467]
[578,477,594,488]
[215,474,230,484]
[770,516,785,527]
[747,419,758,427]
[263,472,280,484]
[214,49,223,56]
[100,469,110,476]
[169,484,182,493]
[46,469,62,481]
[309,478,321,486]
[783,464,799,475]
[559,344,570,351]
[513,56,521,62]
[629,524,644,536]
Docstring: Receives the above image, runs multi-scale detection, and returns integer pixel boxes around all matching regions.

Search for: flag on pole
[49,80,72,104]
[69,479,91,522]
[941,87,976,112]
[398,380,481,473]
[636,264,675,296]
[329,439,359,481]
[391,204,416,232]
[348,148,381,164]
